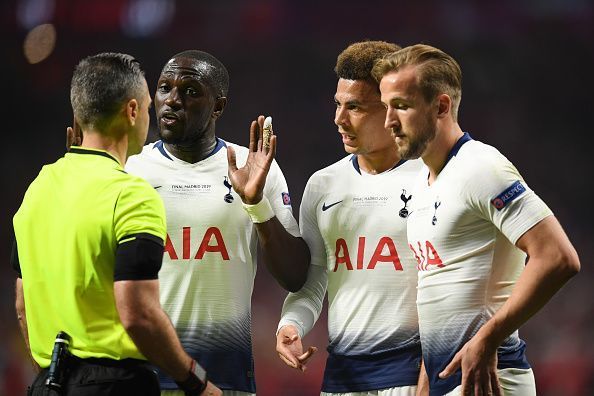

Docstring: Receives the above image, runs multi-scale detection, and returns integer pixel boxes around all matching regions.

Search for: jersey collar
[350,155,407,175]
[444,132,472,167]
[69,146,120,165]
[154,138,227,162]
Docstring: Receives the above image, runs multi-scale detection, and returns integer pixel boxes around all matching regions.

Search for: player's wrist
[175,359,207,395]
[242,196,275,223]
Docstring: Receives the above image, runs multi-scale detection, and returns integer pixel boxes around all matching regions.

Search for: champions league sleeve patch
[281,192,291,206]
[491,180,526,211]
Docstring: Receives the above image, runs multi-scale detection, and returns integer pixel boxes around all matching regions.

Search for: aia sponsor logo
[164,226,229,261]
[409,240,444,271]
[333,236,404,272]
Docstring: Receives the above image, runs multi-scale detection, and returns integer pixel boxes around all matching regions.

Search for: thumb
[439,353,461,379]
[227,146,238,173]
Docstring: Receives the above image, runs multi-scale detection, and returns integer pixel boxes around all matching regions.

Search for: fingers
[267,134,277,159]
[248,120,258,152]
[439,352,461,379]
[278,350,301,370]
[227,146,238,173]
[491,371,502,396]
[256,115,265,152]
[297,346,317,363]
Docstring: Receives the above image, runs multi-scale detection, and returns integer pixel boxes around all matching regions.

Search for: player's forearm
[278,264,327,336]
[15,278,40,372]
[255,217,310,292]
[475,234,579,348]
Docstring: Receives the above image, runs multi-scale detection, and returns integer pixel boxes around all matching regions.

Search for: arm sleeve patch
[114,233,164,281]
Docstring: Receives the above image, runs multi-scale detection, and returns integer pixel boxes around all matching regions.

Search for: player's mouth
[160,111,181,127]
[340,133,356,145]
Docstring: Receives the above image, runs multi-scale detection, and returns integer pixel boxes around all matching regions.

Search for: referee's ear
[66,115,83,151]
[212,97,227,120]
[125,98,140,126]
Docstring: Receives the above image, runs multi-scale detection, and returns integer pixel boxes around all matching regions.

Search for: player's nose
[334,105,349,128]
[384,106,399,129]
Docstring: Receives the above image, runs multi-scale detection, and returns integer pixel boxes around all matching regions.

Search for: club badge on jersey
[399,189,412,218]
[223,176,234,203]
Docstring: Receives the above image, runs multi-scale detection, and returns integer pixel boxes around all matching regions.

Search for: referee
[12,53,221,396]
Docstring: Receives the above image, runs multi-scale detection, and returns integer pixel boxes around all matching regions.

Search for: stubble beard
[395,118,437,160]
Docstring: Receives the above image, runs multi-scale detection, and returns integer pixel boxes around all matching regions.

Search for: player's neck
[423,123,464,184]
[357,148,401,175]
[164,131,217,164]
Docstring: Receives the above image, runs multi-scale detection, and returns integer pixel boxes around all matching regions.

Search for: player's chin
[343,144,359,154]
[158,128,184,144]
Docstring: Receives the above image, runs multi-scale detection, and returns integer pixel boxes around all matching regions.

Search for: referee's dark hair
[70,52,146,130]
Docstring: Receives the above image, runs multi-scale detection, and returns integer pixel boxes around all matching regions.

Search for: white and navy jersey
[280,155,423,392]
[126,138,299,392]
[407,133,553,396]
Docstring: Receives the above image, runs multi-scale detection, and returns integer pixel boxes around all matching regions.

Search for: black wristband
[175,360,207,395]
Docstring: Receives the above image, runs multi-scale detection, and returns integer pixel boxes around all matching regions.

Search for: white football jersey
[279,155,423,392]
[406,134,552,395]
[126,138,299,392]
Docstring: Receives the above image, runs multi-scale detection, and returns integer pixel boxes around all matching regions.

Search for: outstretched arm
[440,216,580,395]
[227,115,310,292]
[276,264,327,371]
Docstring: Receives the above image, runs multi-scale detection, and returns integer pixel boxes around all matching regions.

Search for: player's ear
[436,94,451,119]
[212,97,227,120]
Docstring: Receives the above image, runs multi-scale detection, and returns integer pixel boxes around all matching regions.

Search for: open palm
[227,115,276,204]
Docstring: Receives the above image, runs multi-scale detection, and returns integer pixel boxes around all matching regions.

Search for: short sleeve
[114,177,167,244]
[464,152,553,245]
[263,159,300,237]
[299,176,327,268]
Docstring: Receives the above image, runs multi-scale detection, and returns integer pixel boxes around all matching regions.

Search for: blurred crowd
[1,1,592,395]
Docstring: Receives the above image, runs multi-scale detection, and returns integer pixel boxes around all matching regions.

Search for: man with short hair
[276,41,424,396]
[373,44,580,395]
[14,52,220,396]
[123,50,311,395]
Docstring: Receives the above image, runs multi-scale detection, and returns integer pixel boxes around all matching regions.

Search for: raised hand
[276,325,317,372]
[439,335,502,396]
[227,115,277,204]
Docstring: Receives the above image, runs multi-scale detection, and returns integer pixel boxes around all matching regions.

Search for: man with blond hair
[373,44,580,396]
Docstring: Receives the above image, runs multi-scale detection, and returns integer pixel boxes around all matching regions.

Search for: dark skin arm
[227,116,310,292]
[15,278,40,373]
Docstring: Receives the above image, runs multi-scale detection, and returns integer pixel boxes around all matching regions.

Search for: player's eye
[157,83,171,93]
[185,87,198,96]
[396,103,409,110]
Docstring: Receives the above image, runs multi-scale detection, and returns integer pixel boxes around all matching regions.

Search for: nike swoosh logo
[322,200,343,211]
[153,185,162,189]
